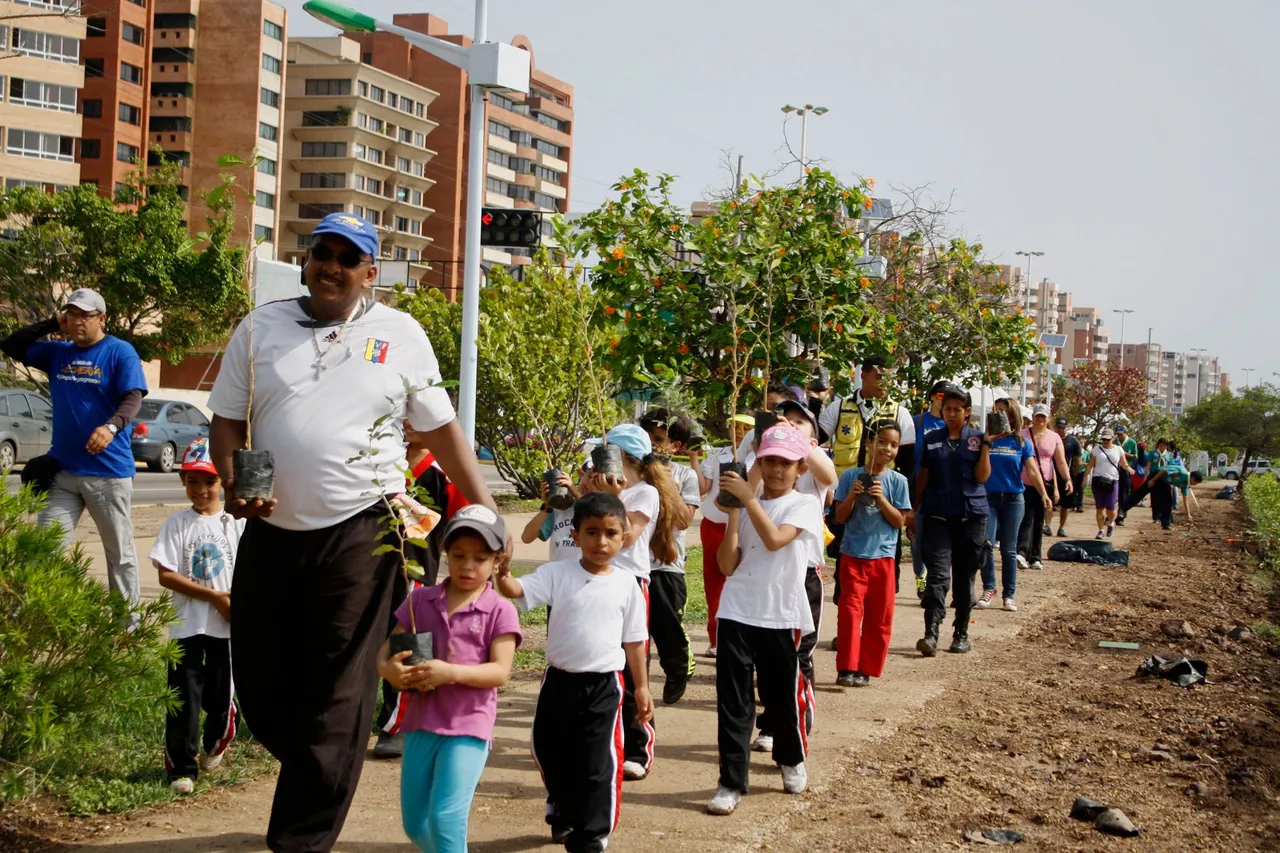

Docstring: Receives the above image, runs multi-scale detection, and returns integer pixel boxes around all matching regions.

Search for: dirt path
[50,502,1137,853]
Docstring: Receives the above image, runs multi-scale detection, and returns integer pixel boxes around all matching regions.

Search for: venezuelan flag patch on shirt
[364,338,389,364]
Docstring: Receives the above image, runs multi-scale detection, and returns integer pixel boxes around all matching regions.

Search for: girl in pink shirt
[376,506,522,852]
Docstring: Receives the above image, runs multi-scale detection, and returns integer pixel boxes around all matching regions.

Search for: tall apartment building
[0,0,86,191]
[278,36,438,287]
[353,14,572,296]
[1063,307,1110,367]
[73,0,285,256]
[1016,277,1068,401]
[1155,351,1221,413]
[76,0,149,195]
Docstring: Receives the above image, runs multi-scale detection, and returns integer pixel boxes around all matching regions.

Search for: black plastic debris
[1136,655,1208,688]
[1047,541,1130,566]
[1215,485,1237,500]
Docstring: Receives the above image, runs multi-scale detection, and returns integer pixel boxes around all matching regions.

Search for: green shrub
[1243,474,1280,570]
[0,485,179,803]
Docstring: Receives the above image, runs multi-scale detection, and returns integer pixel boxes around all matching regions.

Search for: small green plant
[0,486,180,804]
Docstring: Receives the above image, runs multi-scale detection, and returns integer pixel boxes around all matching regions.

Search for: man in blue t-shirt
[1,288,148,609]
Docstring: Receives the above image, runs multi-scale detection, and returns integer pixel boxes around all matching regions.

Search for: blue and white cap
[312,212,379,258]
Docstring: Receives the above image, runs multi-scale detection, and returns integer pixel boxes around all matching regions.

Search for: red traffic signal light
[479,208,542,249]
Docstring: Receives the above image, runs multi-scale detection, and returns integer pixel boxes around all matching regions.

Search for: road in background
[5,462,513,505]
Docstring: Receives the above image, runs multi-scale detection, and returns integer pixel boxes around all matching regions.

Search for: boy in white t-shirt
[521,463,592,564]
[497,492,653,853]
[150,438,246,795]
[708,425,822,816]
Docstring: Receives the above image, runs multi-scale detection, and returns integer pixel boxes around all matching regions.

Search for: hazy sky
[284,0,1278,389]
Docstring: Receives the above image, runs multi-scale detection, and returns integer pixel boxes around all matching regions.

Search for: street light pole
[456,0,489,448]
[1112,309,1134,361]
[1243,368,1256,389]
[781,104,828,179]
[1189,347,1207,407]
[1015,249,1044,405]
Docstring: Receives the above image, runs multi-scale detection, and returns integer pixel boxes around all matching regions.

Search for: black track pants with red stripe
[716,619,808,793]
[532,667,625,853]
[621,577,656,769]
[165,634,236,782]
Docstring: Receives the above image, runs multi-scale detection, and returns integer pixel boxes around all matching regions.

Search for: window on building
[365,116,384,133]
[255,190,274,210]
[361,52,372,64]
[11,29,80,63]
[151,81,193,97]
[396,156,410,173]
[122,23,144,45]
[414,131,425,147]
[298,203,343,219]
[257,157,276,175]
[154,13,196,28]
[395,186,409,203]
[118,102,141,124]
[254,224,274,243]
[6,128,75,161]
[258,121,277,141]
[82,98,102,118]
[485,176,509,195]
[84,57,105,78]
[358,81,369,97]
[412,161,424,177]
[398,127,412,144]
[487,120,511,140]
[10,78,77,112]
[393,246,408,260]
[490,93,528,115]
[116,141,139,162]
[300,141,345,157]
[534,112,568,133]
[153,46,193,63]
[385,92,397,109]
[149,116,191,132]
[86,17,106,37]
[362,146,383,165]
[365,177,381,195]
[262,54,281,74]
[260,87,279,107]
[409,249,420,261]
[263,20,283,40]
[410,219,421,235]
[395,216,409,232]
[147,149,189,166]
[533,138,562,158]
[121,62,143,84]
[365,209,380,225]
[79,138,100,158]
[352,174,364,191]
[416,102,424,118]
[412,190,422,206]
[300,172,344,189]
[399,96,414,115]
[304,78,352,96]
[302,110,347,127]
[369,85,384,103]
[532,164,562,184]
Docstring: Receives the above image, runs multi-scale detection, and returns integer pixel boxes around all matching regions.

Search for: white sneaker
[751,735,774,753]
[622,760,648,781]
[199,751,224,773]
[1030,560,1043,570]
[170,777,194,795]
[974,589,996,609]
[707,786,742,815]
[1003,598,1017,612]
[1016,554,1029,570]
[704,646,717,658]
[781,762,808,794]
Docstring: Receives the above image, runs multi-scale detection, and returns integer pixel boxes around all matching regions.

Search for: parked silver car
[130,399,210,473]
[0,388,52,470]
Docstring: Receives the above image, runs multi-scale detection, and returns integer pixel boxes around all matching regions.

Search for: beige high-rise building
[1063,307,1110,367]
[278,36,438,289]
[0,0,86,191]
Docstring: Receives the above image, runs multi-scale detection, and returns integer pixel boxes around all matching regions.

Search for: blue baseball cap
[605,423,652,461]
[312,212,379,258]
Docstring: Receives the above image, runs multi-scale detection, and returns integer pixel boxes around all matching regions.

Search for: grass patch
[513,648,547,671]
[58,736,274,817]
[1250,619,1280,640]
[496,495,544,514]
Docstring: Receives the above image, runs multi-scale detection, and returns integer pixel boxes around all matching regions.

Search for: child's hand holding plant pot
[415,659,457,692]
[593,471,628,496]
[378,648,432,692]
[718,470,754,510]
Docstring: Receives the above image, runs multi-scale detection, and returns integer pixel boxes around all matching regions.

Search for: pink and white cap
[756,425,810,462]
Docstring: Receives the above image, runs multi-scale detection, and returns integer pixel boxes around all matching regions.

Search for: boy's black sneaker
[949,634,971,654]
[550,823,572,845]
[371,732,403,759]
[662,676,688,706]
[838,671,870,687]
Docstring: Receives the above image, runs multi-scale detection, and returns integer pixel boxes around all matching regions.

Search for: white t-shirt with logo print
[208,299,456,531]
[716,490,822,632]
[613,481,660,581]
[150,508,246,640]
[539,508,580,563]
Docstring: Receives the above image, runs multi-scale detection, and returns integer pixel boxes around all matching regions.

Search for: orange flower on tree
[860,277,870,288]
[863,197,873,210]
[678,343,690,355]
[604,305,616,316]
[611,246,625,260]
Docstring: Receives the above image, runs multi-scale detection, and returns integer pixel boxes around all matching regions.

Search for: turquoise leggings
[401,731,490,852]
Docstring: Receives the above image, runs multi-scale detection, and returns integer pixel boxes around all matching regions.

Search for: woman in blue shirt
[912,386,991,657]
[978,401,1051,613]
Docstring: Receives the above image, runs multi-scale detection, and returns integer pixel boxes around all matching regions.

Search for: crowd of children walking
[151,364,1203,853]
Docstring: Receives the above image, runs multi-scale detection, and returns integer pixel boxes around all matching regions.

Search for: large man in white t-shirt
[208,213,499,853]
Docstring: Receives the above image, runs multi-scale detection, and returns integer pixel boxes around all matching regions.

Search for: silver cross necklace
[309,299,364,379]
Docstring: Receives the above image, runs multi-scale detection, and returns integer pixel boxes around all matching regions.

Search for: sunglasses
[310,243,370,269]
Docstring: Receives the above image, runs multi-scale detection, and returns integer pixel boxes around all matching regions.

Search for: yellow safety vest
[833,394,901,473]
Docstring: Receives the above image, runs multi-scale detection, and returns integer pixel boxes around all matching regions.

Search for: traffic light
[479,208,542,249]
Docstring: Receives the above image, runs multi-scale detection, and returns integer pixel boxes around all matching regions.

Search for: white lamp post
[1015,249,1044,404]
[781,104,828,178]
[303,0,530,447]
